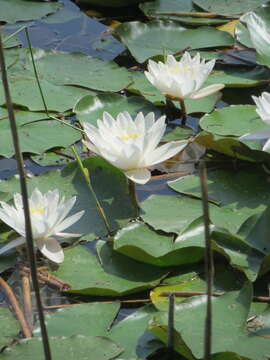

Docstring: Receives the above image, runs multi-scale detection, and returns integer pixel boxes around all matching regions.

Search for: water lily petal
[239,129,270,141]
[54,210,85,233]
[145,141,188,167]
[124,168,151,184]
[36,237,64,263]
[0,236,25,255]
[189,84,224,99]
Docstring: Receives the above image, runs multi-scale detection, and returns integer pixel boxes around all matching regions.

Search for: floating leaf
[0,157,137,240]
[192,0,267,16]
[34,302,120,337]
[0,0,62,23]
[199,105,263,137]
[0,336,123,360]
[140,0,227,25]
[114,21,233,63]
[29,51,131,92]
[0,71,95,112]
[53,243,168,296]
[109,305,163,359]
[150,282,270,359]
[206,67,270,87]
[0,109,81,158]
[74,93,160,125]
[0,308,20,350]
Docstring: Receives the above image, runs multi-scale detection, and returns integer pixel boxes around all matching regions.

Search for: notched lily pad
[53,243,168,296]
[114,20,234,63]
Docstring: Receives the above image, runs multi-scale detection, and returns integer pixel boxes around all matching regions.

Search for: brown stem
[160,291,270,303]
[0,277,32,338]
[128,179,140,217]
[21,271,33,330]
[179,98,187,125]
[199,161,213,360]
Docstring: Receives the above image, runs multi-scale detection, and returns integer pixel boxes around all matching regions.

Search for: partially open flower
[240,92,270,151]
[83,111,188,184]
[145,52,224,100]
[0,188,84,263]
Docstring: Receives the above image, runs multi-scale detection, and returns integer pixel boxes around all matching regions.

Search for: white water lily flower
[83,111,188,184]
[0,188,84,263]
[240,92,270,151]
[145,52,224,100]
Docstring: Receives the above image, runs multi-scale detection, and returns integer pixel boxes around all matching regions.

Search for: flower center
[119,134,139,141]
[30,207,45,214]
[169,64,192,75]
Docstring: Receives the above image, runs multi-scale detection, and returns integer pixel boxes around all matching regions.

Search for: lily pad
[168,167,270,209]
[0,157,137,240]
[150,282,270,359]
[74,93,161,125]
[151,263,246,311]
[109,305,163,359]
[0,109,81,158]
[53,243,168,296]
[28,51,132,92]
[206,67,270,87]
[192,0,267,16]
[114,20,234,63]
[0,307,20,350]
[0,336,123,360]
[140,0,227,25]
[199,105,264,137]
[34,302,120,337]
[0,71,95,112]
[0,0,62,23]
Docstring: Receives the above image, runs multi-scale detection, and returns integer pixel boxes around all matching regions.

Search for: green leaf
[150,282,270,359]
[199,105,264,137]
[0,308,20,350]
[140,0,227,25]
[74,93,161,125]
[168,167,270,209]
[151,263,246,311]
[140,194,204,235]
[195,132,270,162]
[29,51,132,92]
[235,22,253,48]
[53,243,168,296]
[0,71,95,112]
[0,254,16,274]
[0,157,137,240]
[0,0,62,23]
[76,0,144,7]
[34,302,120,337]
[114,20,233,63]
[206,67,270,87]
[109,305,163,359]
[0,109,81,158]
[0,336,123,360]
[192,0,267,16]
[114,221,205,267]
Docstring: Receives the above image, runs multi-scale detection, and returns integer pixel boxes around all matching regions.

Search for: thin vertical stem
[128,179,140,217]
[179,98,187,125]
[167,294,175,360]
[0,34,52,360]
[24,28,49,117]
[199,160,214,360]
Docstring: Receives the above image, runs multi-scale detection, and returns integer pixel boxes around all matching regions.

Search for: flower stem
[71,146,112,235]
[128,180,140,217]
[179,98,187,125]
[0,34,52,359]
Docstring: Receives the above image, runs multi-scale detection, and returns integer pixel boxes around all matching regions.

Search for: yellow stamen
[30,207,45,214]
[119,134,139,141]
